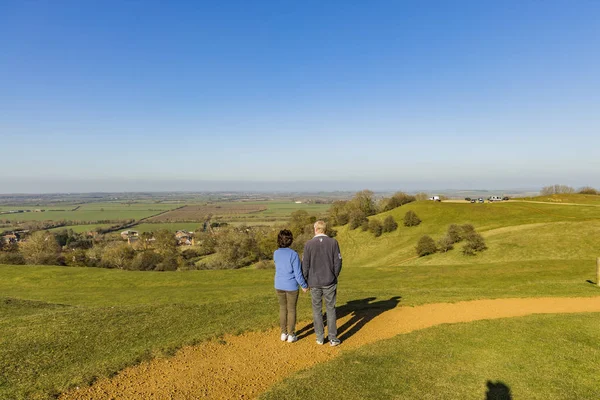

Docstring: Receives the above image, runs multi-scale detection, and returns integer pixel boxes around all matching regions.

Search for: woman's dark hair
[277,229,294,248]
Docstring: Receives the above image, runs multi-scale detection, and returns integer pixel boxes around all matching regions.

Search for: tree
[447,224,463,243]
[348,210,368,230]
[540,184,575,195]
[101,242,135,269]
[289,210,316,238]
[348,190,377,216]
[328,200,350,226]
[153,230,178,258]
[20,231,62,265]
[131,250,163,271]
[382,215,398,233]
[578,186,598,195]
[382,192,416,211]
[416,235,437,257]
[404,210,421,227]
[415,192,429,201]
[368,219,383,237]
[437,235,454,252]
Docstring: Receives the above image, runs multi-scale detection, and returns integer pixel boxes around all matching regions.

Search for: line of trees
[416,224,487,257]
[540,184,600,196]
[329,190,416,229]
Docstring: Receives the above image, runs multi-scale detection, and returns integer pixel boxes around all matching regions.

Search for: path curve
[60,296,600,400]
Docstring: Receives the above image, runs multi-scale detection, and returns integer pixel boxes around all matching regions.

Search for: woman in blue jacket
[274,229,308,343]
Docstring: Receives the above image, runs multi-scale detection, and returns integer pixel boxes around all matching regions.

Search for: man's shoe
[287,334,298,343]
[316,339,324,345]
[280,333,288,342]
[329,339,341,347]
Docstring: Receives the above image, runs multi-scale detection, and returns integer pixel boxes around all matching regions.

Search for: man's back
[302,234,342,288]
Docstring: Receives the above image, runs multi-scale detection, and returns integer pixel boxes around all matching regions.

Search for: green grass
[261,313,600,400]
[338,201,600,269]
[520,193,600,205]
[1,199,600,399]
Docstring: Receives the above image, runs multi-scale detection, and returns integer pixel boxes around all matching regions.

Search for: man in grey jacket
[302,220,342,346]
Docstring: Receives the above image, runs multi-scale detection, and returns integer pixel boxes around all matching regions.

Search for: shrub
[447,224,463,243]
[0,252,26,265]
[360,219,370,232]
[578,186,598,195]
[368,219,383,237]
[20,231,62,265]
[181,248,202,260]
[382,192,416,211]
[131,250,163,271]
[416,235,437,257]
[255,260,275,269]
[437,235,454,253]
[404,210,422,227]
[348,210,368,230]
[462,232,487,256]
[461,224,476,239]
[382,215,398,233]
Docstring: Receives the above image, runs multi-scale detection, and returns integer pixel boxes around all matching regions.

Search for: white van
[489,196,503,202]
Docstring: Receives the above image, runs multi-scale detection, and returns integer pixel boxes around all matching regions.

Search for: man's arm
[302,243,310,280]
[333,240,342,278]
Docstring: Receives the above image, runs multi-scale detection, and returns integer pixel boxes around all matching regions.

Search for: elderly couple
[273,220,342,346]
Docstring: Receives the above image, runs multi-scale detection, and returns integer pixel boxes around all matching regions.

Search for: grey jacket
[302,234,342,287]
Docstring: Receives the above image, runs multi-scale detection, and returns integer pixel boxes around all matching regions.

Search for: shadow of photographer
[485,380,512,400]
[297,296,401,341]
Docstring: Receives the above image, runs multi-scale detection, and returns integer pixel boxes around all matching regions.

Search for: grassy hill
[1,197,600,399]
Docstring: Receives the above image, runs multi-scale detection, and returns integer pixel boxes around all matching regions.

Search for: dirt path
[61,296,600,400]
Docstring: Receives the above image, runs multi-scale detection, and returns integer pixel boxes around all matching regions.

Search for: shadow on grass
[485,380,512,400]
[296,296,402,341]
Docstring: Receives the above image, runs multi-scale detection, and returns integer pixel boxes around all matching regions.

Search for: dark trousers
[310,284,337,342]
[276,289,299,334]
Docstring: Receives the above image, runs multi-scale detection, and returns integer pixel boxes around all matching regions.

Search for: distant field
[149,204,267,222]
[132,222,203,233]
[48,224,114,233]
[0,210,160,223]
[149,201,330,225]
[75,202,181,211]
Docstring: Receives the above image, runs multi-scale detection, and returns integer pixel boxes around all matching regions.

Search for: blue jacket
[274,247,308,291]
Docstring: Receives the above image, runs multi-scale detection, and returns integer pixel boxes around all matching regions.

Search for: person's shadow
[485,381,512,400]
[296,296,401,341]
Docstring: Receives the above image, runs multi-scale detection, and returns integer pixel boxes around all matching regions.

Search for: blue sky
[1,1,599,193]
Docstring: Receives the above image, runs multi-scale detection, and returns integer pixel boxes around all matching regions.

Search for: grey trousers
[310,284,337,342]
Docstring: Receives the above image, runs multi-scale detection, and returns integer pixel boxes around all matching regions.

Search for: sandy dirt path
[61,296,600,400]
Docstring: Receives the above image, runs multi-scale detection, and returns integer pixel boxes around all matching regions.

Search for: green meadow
[1,195,599,399]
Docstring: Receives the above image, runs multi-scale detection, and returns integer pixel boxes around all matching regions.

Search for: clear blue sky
[1,1,599,193]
